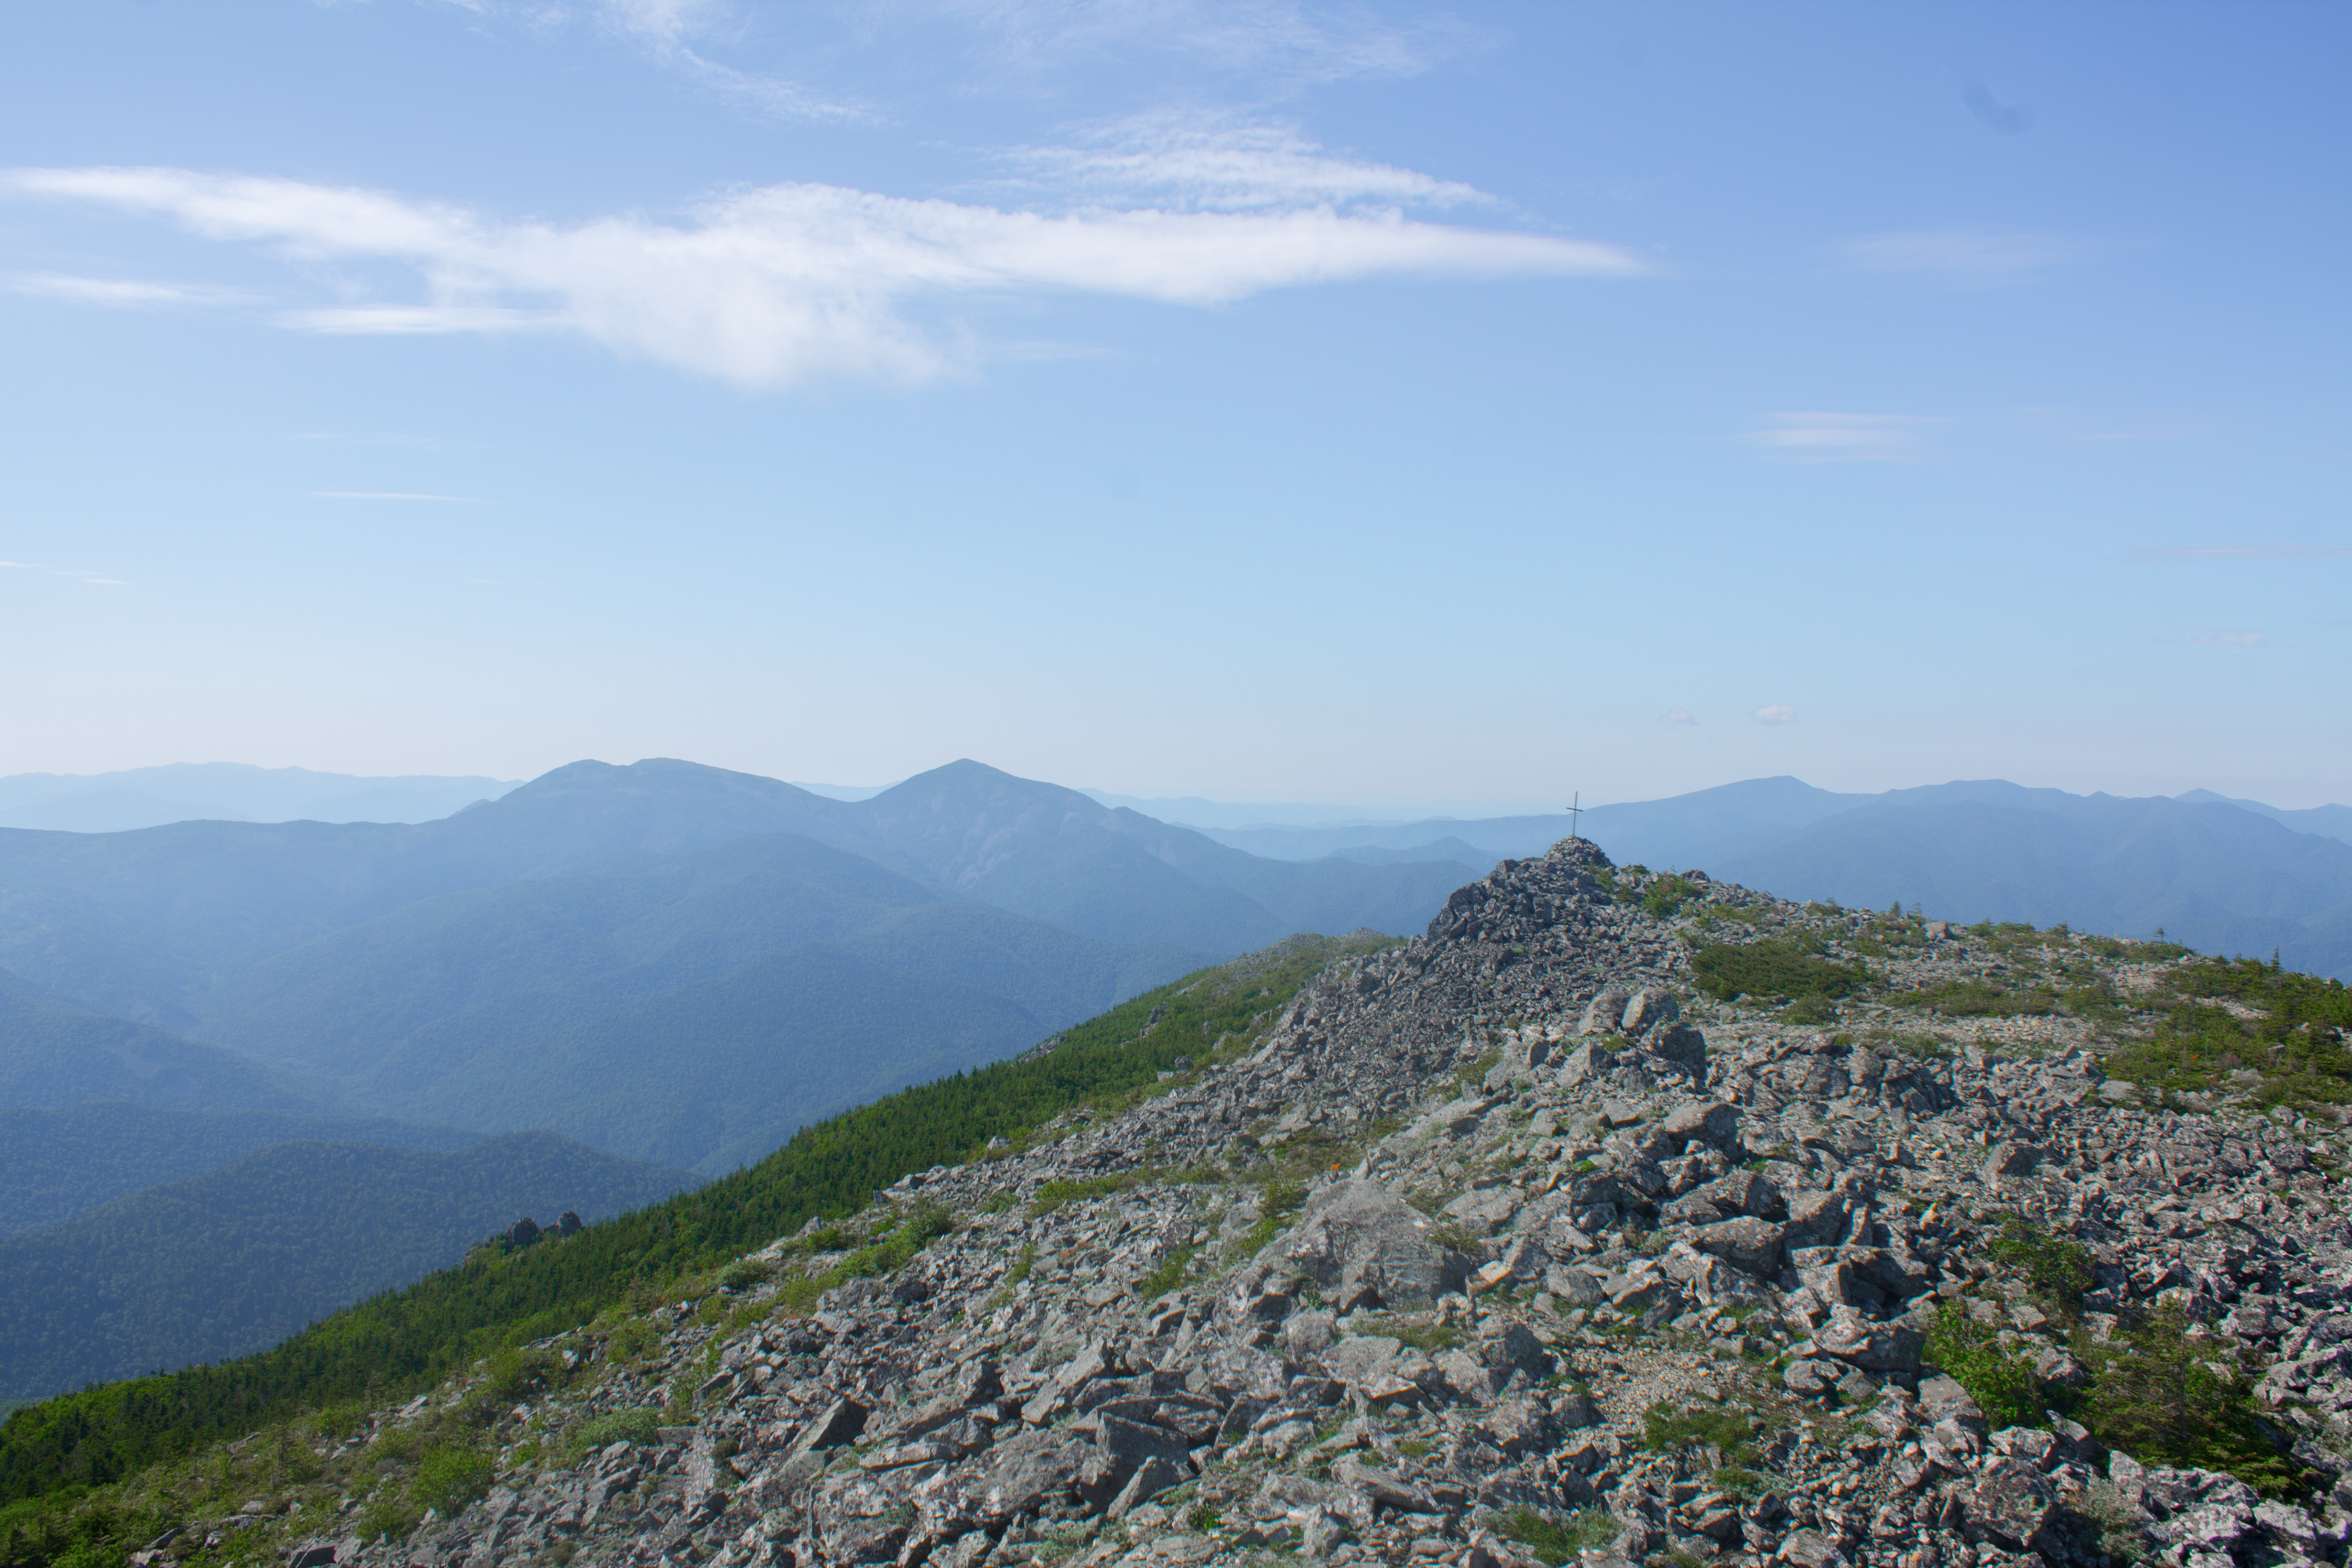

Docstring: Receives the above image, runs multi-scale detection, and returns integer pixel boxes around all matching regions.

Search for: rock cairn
[276,841,2352,1568]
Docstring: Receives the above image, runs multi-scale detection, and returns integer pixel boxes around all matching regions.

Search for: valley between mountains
[15,838,2352,1568]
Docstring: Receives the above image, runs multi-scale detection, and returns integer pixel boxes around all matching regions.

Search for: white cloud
[4,165,1641,388]
[8,273,254,307]
[1839,227,2079,281]
[1660,707,1695,726]
[2136,543,2352,562]
[2181,630,2265,646]
[1006,112,1488,211]
[1753,703,1796,725]
[1747,412,1932,462]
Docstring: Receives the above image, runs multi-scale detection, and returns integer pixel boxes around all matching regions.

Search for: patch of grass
[1239,1177,1309,1256]
[1641,1402,1756,1462]
[1710,1467,1783,1500]
[1136,1244,1199,1301]
[563,1407,661,1460]
[1451,1048,1502,1098]
[1429,1222,1484,1255]
[1885,979,2061,1018]
[1498,1506,1619,1565]
[1031,1174,1139,1215]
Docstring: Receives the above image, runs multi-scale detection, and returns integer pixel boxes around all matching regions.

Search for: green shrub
[1923,1300,2044,1428]
[354,1495,424,1544]
[1642,876,1700,920]
[606,1317,658,1363]
[412,1444,494,1515]
[1989,1217,2097,1318]
[719,1259,775,1291]
[2079,1309,2299,1495]
[1691,940,1867,1003]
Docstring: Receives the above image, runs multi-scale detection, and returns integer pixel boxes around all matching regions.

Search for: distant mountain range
[0,757,1478,1398]
[8,752,2345,1401]
[1198,777,2352,978]
[0,762,520,833]
[0,759,1476,1175]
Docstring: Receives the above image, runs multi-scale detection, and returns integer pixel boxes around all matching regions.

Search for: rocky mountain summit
[224,841,2352,1568]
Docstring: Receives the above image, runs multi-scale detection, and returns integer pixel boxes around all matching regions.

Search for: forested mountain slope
[0,1132,697,1405]
[0,1104,478,1238]
[0,972,304,1115]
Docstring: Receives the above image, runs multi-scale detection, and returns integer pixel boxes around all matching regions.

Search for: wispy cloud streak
[2135,543,2352,562]
[4,165,1641,387]
[1746,412,1933,462]
[1004,113,1488,211]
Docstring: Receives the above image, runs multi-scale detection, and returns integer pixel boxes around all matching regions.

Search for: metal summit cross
[1565,792,1583,842]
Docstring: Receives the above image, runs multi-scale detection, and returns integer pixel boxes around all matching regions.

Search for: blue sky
[1,2,2344,814]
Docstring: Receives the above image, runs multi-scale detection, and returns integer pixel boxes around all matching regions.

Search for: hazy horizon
[2,756,2342,833]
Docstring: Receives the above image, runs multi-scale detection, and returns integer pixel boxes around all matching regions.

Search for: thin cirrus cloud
[1838,227,2080,281]
[1746,412,1933,462]
[2180,630,2266,646]
[0,558,127,585]
[589,0,874,123]
[1660,707,1695,726]
[312,492,486,503]
[7,272,255,307]
[1753,704,1796,725]
[2133,543,2352,562]
[1001,113,1489,212]
[933,0,1467,85]
[1,164,1641,389]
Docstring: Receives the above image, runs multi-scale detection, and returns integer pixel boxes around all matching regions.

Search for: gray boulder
[1580,989,1634,1036]
[1620,989,1680,1036]
[1657,1100,1741,1149]
[1283,1180,1472,1308]
[1691,1216,1787,1277]
[1814,1305,1923,1373]
[1966,1458,2057,1552]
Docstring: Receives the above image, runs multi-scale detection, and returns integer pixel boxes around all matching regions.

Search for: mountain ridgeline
[0,759,1479,1178]
[1197,776,2352,981]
